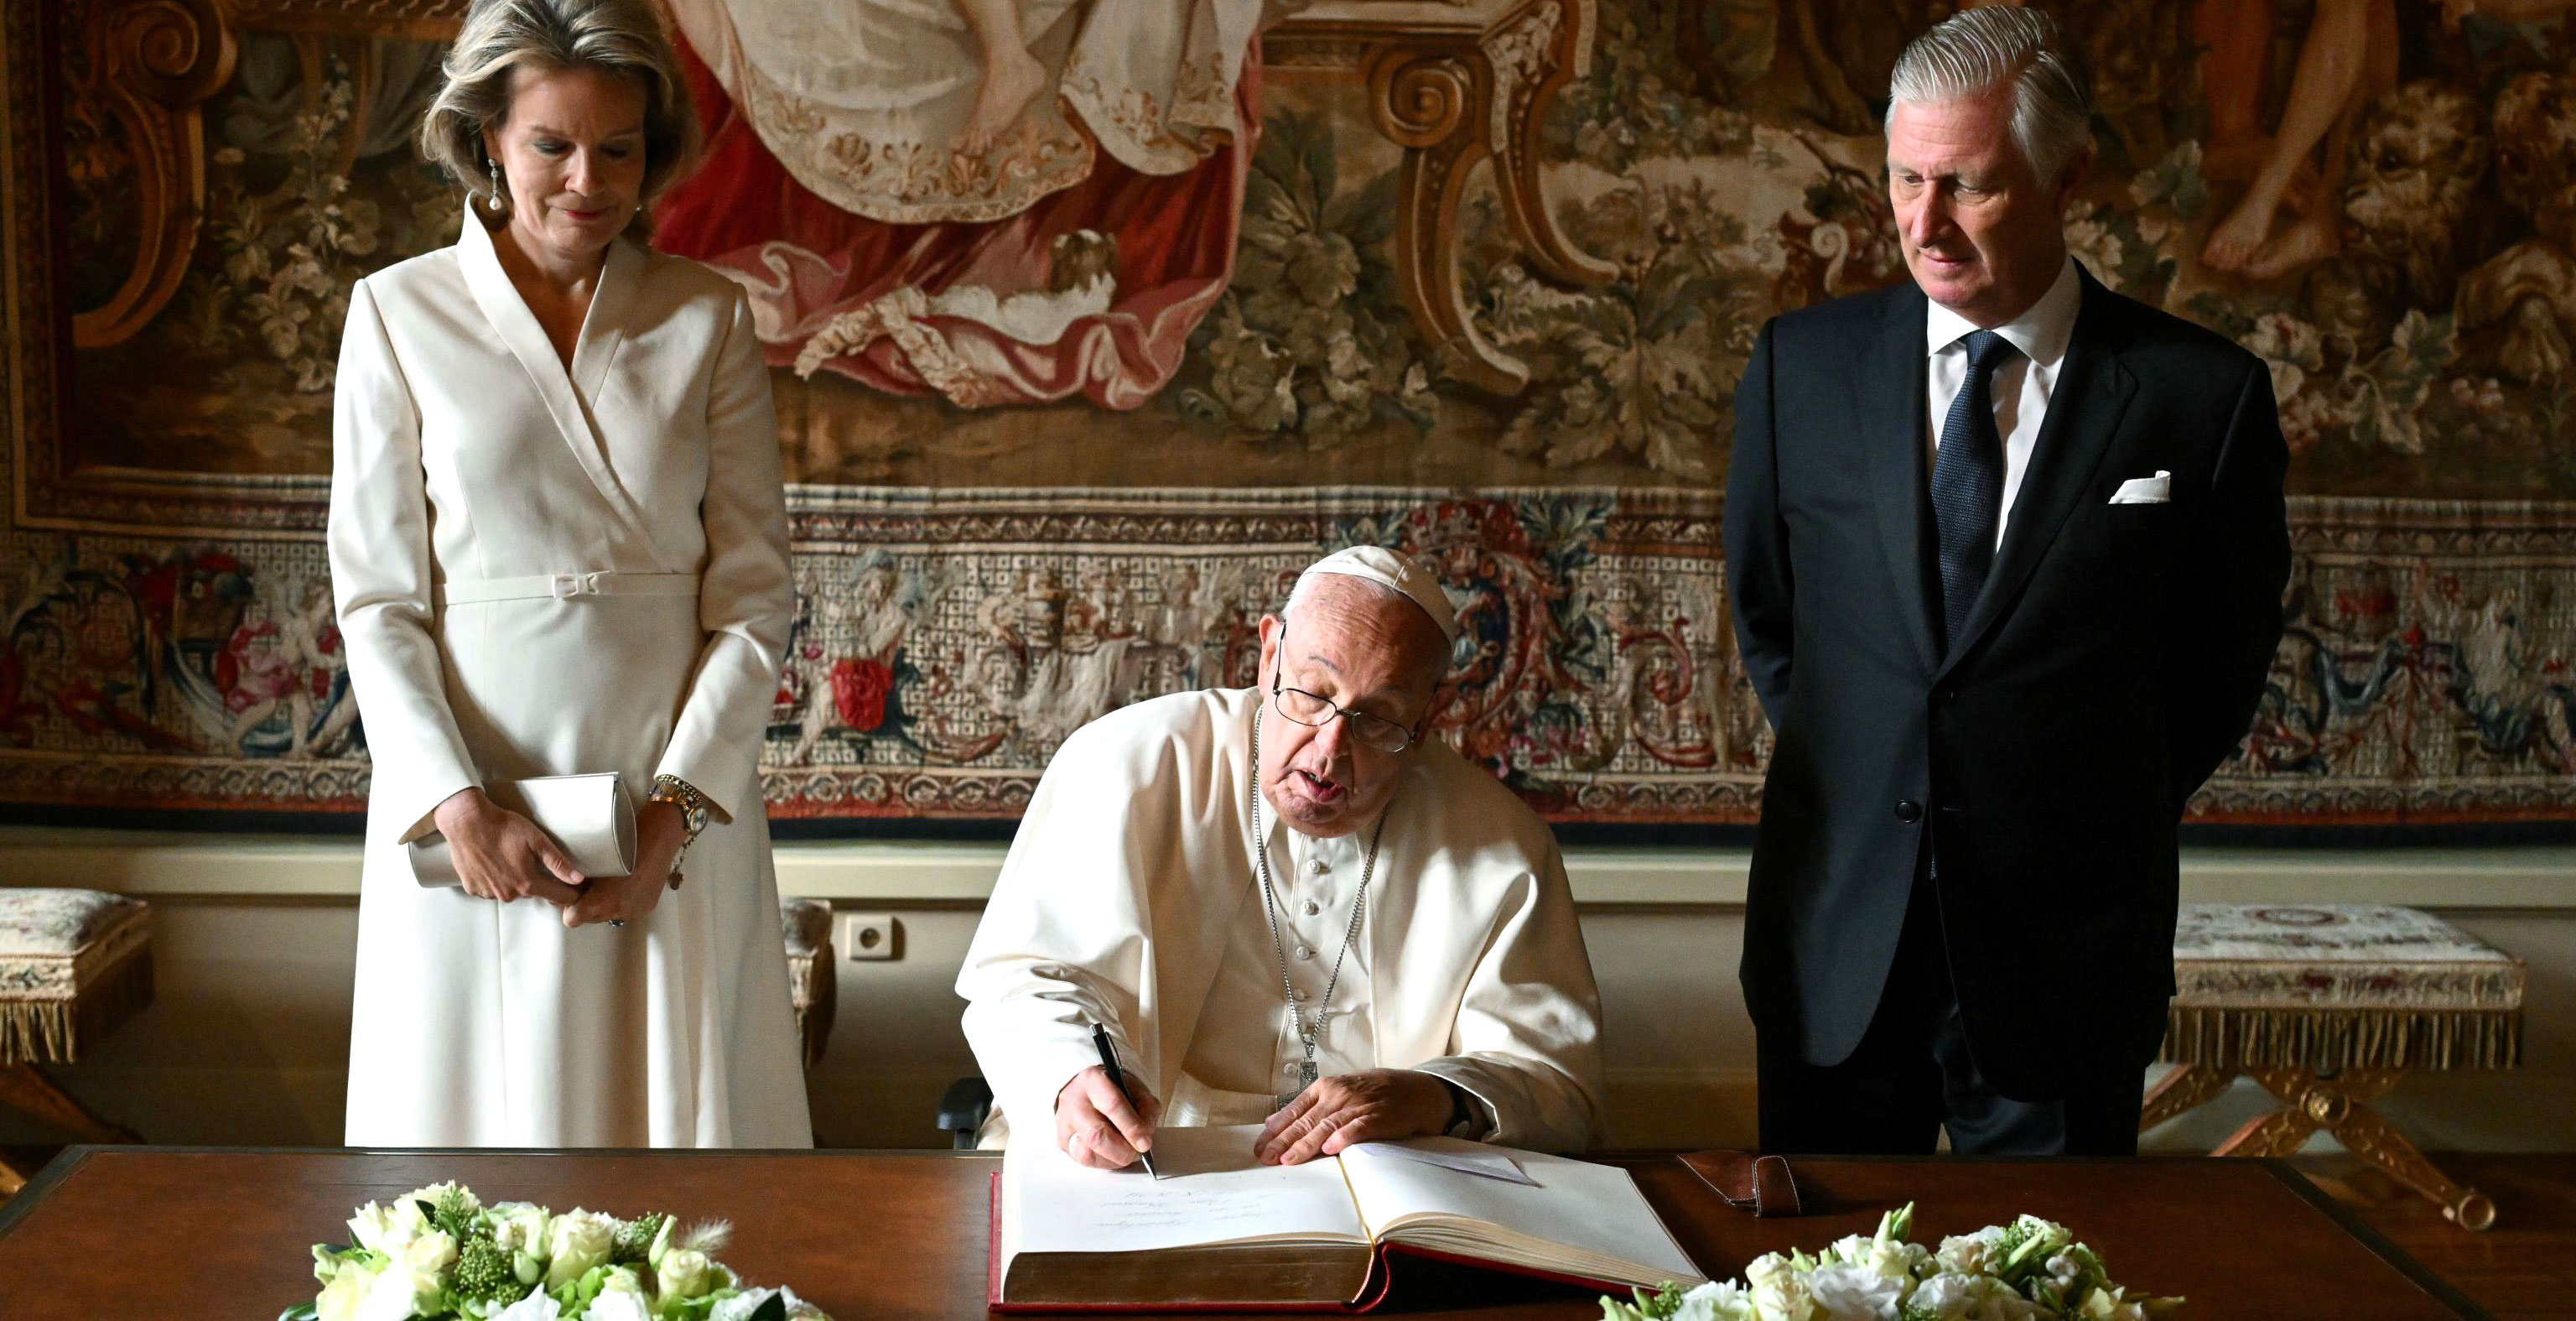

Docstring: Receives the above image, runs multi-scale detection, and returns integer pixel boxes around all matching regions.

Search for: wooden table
[0,1147,2489,1319]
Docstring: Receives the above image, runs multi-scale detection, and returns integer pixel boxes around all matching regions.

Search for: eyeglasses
[1268,637,1423,753]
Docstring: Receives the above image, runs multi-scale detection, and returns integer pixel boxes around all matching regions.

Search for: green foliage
[449,1230,522,1308]
[1478,180,1765,478]
[425,1187,480,1241]
[1545,0,1761,171]
[1181,110,1435,448]
[613,1212,670,1266]
[1597,1281,1691,1321]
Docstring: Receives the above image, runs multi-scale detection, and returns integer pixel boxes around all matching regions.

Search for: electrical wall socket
[844,913,899,961]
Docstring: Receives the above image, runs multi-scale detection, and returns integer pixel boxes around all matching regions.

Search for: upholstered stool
[781,898,837,1070]
[0,888,153,1194]
[2141,903,2521,1230]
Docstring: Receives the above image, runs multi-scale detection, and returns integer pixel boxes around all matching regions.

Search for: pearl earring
[486,159,506,213]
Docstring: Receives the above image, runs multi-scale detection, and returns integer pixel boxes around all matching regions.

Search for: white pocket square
[2109,471,2171,504]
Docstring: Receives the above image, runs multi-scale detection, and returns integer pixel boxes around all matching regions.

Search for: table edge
[0,1145,92,1240]
[2254,1159,2494,1321]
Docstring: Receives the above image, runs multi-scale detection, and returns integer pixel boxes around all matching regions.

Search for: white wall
[3,854,2568,1153]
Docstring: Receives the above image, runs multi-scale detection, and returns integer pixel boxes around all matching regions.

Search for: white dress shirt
[1924,257,2082,549]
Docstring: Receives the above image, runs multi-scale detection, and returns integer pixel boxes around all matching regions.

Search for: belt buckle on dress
[551,572,602,600]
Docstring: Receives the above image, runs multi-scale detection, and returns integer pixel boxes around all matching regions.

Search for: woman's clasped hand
[427,787,685,928]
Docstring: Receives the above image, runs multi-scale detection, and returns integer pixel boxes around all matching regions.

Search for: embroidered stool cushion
[2165,903,2522,1071]
[0,888,154,1066]
[781,897,836,1069]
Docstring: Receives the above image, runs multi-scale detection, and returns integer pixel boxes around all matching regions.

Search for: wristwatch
[648,774,709,890]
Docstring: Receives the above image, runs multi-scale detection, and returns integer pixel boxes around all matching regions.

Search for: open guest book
[989,1124,1707,1311]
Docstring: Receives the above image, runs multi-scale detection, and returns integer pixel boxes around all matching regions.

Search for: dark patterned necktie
[1930,329,2020,653]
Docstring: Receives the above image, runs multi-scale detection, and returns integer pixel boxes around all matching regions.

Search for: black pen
[1089,1020,1161,1178]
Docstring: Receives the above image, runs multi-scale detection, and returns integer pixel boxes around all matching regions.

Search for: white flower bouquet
[275,1182,834,1321]
[1598,1204,2180,1321]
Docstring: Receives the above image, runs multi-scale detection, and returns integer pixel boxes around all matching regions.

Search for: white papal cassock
[329,215,811,1147]
[958,687,1606,1151]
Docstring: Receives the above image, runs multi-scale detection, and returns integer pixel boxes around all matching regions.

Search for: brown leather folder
[1676,1149,1802,1217]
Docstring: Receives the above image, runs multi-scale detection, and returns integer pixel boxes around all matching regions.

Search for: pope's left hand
[1255,1069,1455,1166]
[564,800,688,929]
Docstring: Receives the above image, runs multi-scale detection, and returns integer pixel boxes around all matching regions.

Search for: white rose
[583,1287,653,1321]
[1805,1261,1901,1321]
[1935,1228,2003,1277]
[345,1200,424,1256]
[398,1181,481,1215]
[1673,1280,1757,1321]
[491,1289,564,1321]
[490,1203,552,1255]
[1960,1280,2040,1321]
[356,1246,446,1321]
[658,1247,723,1301]
[1907,1276,1973,1321]
[1742,1256,1814,1321]
[314,1258,382,1321]
[544,1209,620,1289]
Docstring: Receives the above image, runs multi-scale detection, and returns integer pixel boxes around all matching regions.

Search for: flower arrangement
[276,1182,833,1321]
[1598,1205,2179,1321]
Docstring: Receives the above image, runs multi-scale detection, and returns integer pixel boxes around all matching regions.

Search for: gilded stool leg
[2139,1064,2236,1131]
[2212,1067,2324,1157]
[2324,1072,2498,1231]
[0,1064,141,1144]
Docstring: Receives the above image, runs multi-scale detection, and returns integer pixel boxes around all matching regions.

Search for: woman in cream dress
[329,0,809,1147]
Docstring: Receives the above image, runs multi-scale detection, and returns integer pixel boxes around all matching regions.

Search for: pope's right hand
[431,788,588,907]
[1055,1065,1162,1169]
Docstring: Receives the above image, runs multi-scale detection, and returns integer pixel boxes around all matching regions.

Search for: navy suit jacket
[1722,265,2290,1098]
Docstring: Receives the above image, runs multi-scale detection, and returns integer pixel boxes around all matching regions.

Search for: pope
[957,547,1607,1168]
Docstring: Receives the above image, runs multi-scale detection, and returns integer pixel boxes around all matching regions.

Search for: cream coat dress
[958,688,1607,1152]
[329,214,812,1147]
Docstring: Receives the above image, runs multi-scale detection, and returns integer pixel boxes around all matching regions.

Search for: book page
[1338,1140,1703,1284]
[1005,1124,1369,1255]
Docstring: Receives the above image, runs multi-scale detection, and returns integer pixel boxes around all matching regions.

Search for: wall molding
[1,827,2569,908]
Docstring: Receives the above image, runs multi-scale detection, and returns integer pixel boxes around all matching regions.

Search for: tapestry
[6,0,2573,833]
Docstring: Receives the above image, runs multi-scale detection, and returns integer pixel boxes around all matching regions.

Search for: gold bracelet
[649,774,709,839]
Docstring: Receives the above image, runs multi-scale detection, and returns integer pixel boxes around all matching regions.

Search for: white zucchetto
[1294,546,1459,644]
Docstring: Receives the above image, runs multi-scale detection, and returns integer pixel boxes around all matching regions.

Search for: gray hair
[1885,7,2093,184]
[418,0,700,237]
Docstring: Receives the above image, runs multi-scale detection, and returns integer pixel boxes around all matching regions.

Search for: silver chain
[1249,713,1384,1107]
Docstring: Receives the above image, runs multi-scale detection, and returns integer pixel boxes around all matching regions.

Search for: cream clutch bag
[408,773,637,887]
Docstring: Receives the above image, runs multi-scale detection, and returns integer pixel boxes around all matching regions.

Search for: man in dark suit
[1722,7,2290,1157]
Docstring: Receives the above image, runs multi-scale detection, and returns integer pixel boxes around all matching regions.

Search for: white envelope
[2109,471,2171,504]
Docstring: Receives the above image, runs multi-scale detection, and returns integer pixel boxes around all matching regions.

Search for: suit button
[1895,799,1924,823]
[1936,688,1958,707]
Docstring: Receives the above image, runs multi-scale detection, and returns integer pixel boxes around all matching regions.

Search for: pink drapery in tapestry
[651,0,1262,410]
